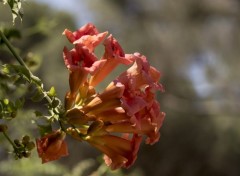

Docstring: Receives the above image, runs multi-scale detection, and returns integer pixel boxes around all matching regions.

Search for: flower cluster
[36,23,165,170]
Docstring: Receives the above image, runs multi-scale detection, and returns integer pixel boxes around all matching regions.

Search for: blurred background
[0,0,240,175]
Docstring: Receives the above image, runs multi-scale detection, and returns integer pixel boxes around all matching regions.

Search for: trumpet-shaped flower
[88,134,142,170]
[67,122,142,170]
[36,130,68,163]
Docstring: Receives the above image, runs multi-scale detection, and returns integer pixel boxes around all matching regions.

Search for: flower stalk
[0,30,27,68]
[2,130,17,149]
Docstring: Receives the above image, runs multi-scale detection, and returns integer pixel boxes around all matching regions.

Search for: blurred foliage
[0,1,76,176]
[1,0,240,176]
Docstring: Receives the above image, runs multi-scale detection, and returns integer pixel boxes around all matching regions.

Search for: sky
[34,0,94,25]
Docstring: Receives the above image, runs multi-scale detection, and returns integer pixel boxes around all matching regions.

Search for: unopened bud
[22,135,30,145]
[26,141,35,150]
[14,139,22,147]
[22,151,31,158]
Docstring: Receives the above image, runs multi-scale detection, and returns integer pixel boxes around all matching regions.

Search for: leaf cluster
[1,64,31,82]
[0,27,21,45]
[2,0,23,24]
[0,98,24,119]
[33,86,64,136]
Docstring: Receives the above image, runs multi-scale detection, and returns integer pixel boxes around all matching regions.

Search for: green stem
[0,29,64,130]
[58,120,66,132]
[0,30,52,105]
[2,131,17,149]
[0,30,28,68]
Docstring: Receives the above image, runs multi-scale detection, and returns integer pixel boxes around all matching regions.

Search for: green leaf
[14,76,27,85]
[31,88,45,102]
[6,100,15,111]
[47,86,56,97]
[1,65,11,74]
[51,98,60,108]
[3,98,9,105]
[5,0,24,24]
[0,99,18,120]
[0,28,21,45]
[3,28,21,40]
[1,64,31,81]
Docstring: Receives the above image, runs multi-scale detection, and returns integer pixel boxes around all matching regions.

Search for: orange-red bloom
[62,23,165,170]
[36,130,68,163]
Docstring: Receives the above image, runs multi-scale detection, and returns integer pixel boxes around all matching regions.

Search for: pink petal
[73,32,108,52]
[63,23,99,43]
[89,35,134,87]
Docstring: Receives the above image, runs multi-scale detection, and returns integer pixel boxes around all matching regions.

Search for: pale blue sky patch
[187,51,225,98]
[34,0,94,25]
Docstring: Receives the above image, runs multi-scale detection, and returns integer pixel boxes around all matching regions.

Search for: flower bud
[26,141,35,150]
[22,135,30,145]
[14,139,22,147]
[23,151,31,158]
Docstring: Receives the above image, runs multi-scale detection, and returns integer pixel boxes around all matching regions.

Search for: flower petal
[86,134,142,170]
[73,32,108,52]
[63,23,99,43]
[89,35,134,87]
[36,131,68,163]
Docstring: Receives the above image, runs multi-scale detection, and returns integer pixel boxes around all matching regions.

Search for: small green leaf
[6,101,15,111]
[14,76,27,85]
[1,64,31,81]
[6,0,24,24]
[3,99,9,105]
[31,88,45,102]
[3,28,21,40]
[48,86,56,97]
[13,65,31,81]
[51,98,60,108]
[1,65,11,74]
